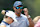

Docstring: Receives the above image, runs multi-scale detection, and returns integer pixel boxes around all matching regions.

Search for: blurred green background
[0,0,40,23]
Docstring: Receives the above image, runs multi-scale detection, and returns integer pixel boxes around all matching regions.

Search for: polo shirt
[10,11,29,27]
[1,21,10,27]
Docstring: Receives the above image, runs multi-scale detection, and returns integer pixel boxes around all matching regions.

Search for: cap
[13,1,23,7]
[5,11,17,22]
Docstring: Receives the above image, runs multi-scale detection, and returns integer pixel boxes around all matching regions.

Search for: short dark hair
[4,15,9,18]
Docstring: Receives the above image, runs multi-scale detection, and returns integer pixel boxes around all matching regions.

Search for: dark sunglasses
[15,7,23,9]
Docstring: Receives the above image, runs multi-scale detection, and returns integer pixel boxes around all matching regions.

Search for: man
[1,1,34,27]
[23,8,34,27]
[10,1,34,27]
[10,1,29,27]
[0,11,17,27]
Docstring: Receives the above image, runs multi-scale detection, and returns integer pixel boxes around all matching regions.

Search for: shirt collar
[2,21,9,25]
[15,14,22,18]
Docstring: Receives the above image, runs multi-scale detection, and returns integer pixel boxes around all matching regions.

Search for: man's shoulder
[21,14,27,18]
[21,14,28,20]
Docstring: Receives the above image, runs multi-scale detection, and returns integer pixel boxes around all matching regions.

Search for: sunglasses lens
[16,7,19,9]
[20,7,23,9]
[16,7,23,9]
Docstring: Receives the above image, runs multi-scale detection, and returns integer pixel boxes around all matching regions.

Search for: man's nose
[19,8,21,10]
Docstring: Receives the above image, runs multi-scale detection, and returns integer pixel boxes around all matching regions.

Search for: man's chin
[17,12,21,14]
[17,13,20,14]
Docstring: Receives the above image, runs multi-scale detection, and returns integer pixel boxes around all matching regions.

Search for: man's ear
[13,7,16,10]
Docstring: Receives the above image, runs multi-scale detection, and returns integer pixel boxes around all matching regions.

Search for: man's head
[3,11,17,24]
[13,1,23,14]
[33,16,40,24]
[4,15,14,24]
[23,8,28,16]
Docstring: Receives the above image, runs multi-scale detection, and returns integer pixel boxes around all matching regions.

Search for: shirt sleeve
[26,17,29,27]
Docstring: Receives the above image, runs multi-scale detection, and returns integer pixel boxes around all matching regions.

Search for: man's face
[13,5,23,14]
[23,8,28,16]
[7,17,14,24]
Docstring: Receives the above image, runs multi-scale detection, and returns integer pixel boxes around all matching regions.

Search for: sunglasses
[15,7,23,9]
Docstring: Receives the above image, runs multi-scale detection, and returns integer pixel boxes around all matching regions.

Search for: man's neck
[3,19,9,24]
[15,12,20,17]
